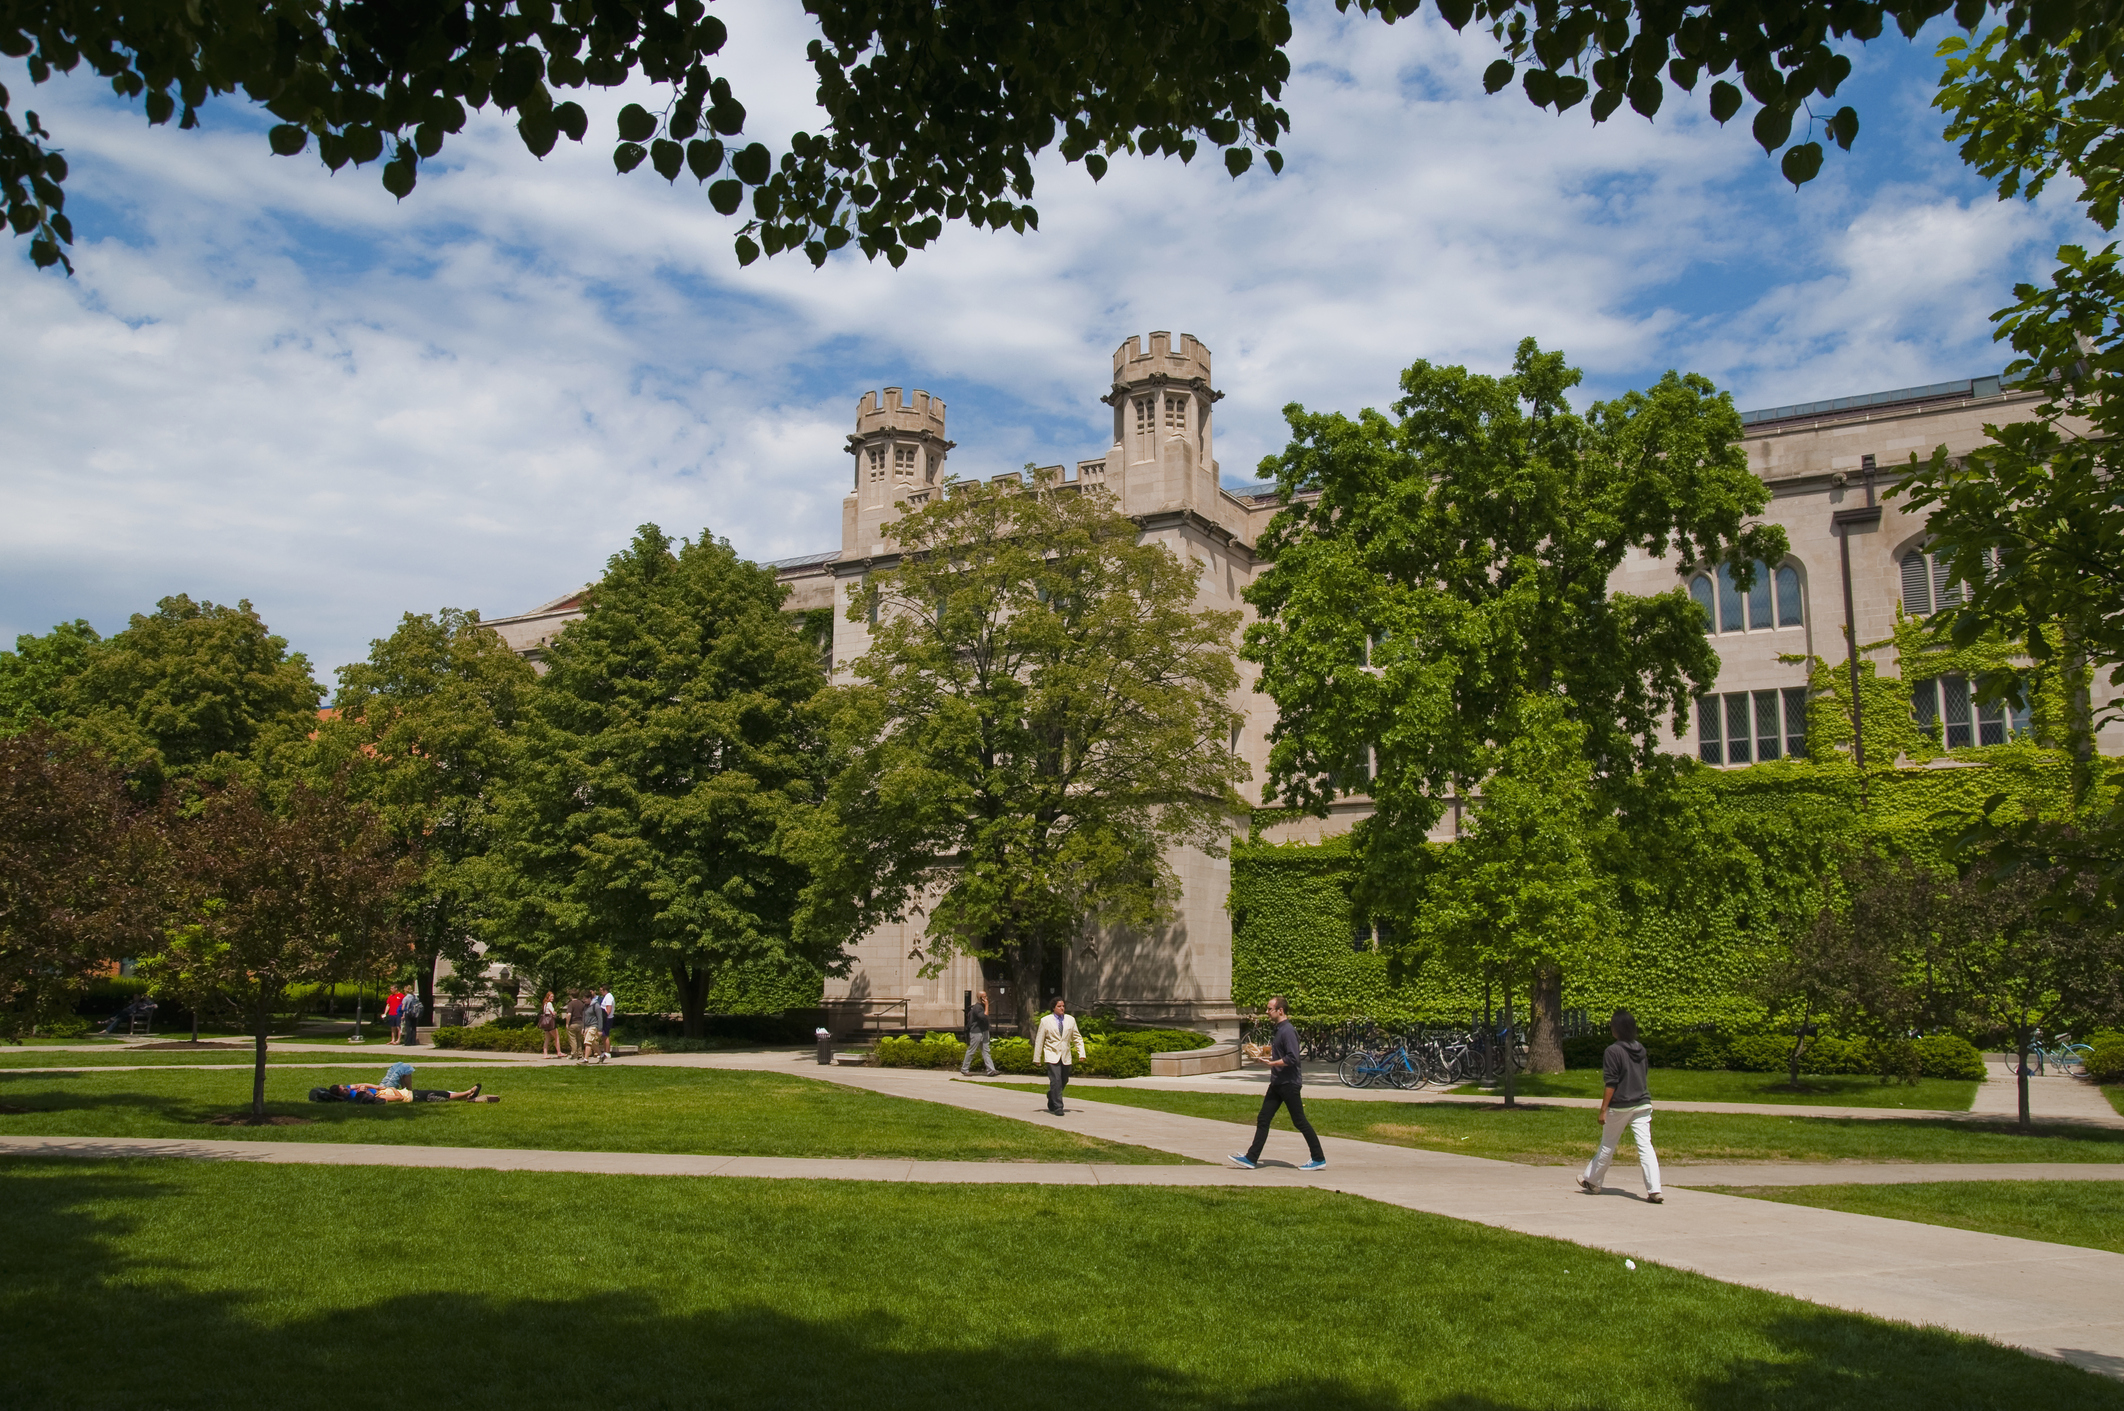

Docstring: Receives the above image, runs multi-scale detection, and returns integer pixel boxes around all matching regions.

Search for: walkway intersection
[7,1039,2123,1376]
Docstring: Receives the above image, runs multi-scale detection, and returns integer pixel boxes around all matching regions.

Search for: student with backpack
[399,988,424,1047]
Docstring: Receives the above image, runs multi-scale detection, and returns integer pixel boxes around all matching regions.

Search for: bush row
[875,1032,1158,1078]
[430,1024,547,1053]
[1561,1029,1986,1081]
[2086,1034,2124,1084]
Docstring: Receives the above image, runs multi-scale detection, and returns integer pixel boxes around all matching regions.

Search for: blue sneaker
[1229,1154,1259,1169]
[1300,1159,1327,1171]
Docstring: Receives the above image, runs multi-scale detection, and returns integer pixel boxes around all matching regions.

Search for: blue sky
[0,2,2095,685]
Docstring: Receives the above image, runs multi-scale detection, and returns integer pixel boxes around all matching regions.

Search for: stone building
[484,335,2105,1036]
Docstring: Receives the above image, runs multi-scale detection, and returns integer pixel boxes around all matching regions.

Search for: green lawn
[1448,1068,1981,1111]
[0,1048,500,1069]
[990,1085,2124,1165]
[2,1159,2112,1410]
[0,1065,1186,1163]
[2108,1085,2124,1119]
[1696,1180,2124,1256]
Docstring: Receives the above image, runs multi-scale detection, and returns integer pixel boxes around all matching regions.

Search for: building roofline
[1738,376,2013,431]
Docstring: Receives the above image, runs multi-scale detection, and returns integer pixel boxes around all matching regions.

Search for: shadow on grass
[3,1162,2119,1410]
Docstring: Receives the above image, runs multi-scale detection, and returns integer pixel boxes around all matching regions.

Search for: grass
[0,1065,1187,1163]
[3,1159,2114,1410]
[1693,1179,2124,1256]
[2109,1086,2124,1119]
[987,1084,2124,1165]
[1447,1067,1981,1111]
[0,1048,494,1069]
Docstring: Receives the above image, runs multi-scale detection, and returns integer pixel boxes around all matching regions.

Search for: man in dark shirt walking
[1230,996,1326,1171]
[959,989,998,1077]
[1579,1007,1662,1203]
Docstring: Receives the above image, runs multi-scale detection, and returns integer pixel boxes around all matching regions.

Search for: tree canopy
[798,472,1249,1033]
[1244,340,1784,1061]
[0,595,322,797]
[495,524,833,1037]
[3,0,2093,273]
[308,607,539,1013]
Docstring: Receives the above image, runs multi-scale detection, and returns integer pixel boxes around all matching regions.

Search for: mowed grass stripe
[0,1066,1188,1163]
[1697,1179,2124,1256]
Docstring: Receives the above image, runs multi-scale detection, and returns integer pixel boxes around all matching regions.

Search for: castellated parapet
[853,386,949,439]
[1105,331,1219,402]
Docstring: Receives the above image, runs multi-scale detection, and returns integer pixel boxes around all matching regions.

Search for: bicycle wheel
[1338,1053,1370,1088]
[1389,1049,1428,1090]
[2064,1044,2095,1076]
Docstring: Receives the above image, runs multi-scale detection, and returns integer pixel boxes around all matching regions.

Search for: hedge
[431,1024,547,1053]
[1560,1029,1985,1080]
[2086,1034,2124,1084]
[874,1032,1156,1078]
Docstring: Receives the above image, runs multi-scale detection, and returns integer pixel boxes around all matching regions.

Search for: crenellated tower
[844,386,953,558]
[1098,332,1224,520]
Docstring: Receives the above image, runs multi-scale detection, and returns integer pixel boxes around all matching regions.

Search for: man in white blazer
[1032,998,1087,1114]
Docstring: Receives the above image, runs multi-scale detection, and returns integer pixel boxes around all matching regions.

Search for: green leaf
[1827,105,1859,152]
[708,179,742,214]
[1085,153,1108,181]
[617,104,658,143]
[1590,89,1623,123]
[686,138,725,180]
[1752,104,1793,154]
[1709,80,1742,125]
[613,141,648,174]
[735,234,760,266]
[1264,149,1284,175]
[554,103,588,143]
[519,109,560,158]
[731,142,771,184]
[268,124,308,156]
[381,157,417,199]
[1483,60,1515,95]
[1779,141,1824,187]
[651,138,684,181]
[1627,75,1663,118]
[1225,147,1253,177]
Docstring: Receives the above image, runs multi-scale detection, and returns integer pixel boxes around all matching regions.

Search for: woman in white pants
[1579,1008,1662,1204]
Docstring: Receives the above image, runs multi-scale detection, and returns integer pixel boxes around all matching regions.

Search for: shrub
[2085,1038,2124,1085]
[35,1014,90,1038]
[876,1033,966,1069]
[431,1024,546,1053]
[1078,1043,1152,1078]
[1076,1019,1213,1053]
[1911,1034,1986,1081]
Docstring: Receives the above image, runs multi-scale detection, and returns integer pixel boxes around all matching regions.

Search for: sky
[0,2,2097,687]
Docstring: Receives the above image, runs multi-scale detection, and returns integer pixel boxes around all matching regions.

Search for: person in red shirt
[383,986,405,1044]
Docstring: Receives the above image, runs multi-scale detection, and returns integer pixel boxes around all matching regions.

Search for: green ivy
[1235,754,2090,1027]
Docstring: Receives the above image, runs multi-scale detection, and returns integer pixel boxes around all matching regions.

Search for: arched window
[1901,546,1999,615]
[1775,566,1803,626]
[1689,575,1715,628]
[1695,561,1802,633]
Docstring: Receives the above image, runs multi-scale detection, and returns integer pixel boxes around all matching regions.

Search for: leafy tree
[1244,339,1784,1068]
[143,780,407,1119]
[1415,699,1616,1103]
[498,525,831,1038]
[20,595,324,798]
[2,0,2071,271]
[0,727,166,1041]
[799,472,1250,1035]
[0,619,99,733]
[1930,863,2124,1129]
[308,608,539,1018]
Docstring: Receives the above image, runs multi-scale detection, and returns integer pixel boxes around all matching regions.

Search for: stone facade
[482,339,2107,1037]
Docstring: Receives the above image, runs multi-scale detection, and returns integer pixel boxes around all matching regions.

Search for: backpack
[308,1085,347,1103]
[400,994,424,1022]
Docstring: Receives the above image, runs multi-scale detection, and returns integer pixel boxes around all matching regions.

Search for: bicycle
[2018,1032,2095,1077]
[1337,1045,1428,1090]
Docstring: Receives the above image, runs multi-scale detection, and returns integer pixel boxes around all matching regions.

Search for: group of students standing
[536,987,617,1061]
[380,985,424,1046]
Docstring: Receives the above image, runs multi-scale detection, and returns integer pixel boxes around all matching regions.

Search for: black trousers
[1046,1062,1070,1112]
[1247,1084,1324,1163]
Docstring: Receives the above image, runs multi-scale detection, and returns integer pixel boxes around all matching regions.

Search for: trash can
[816,1027,833,1065]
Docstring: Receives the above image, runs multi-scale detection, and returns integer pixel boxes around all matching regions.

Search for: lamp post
[349,980,365,1044]
[1832,458,1882,803]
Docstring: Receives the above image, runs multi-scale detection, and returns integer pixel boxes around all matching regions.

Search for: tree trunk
[1009,936,1045,1037]
[2016,1025,2032,1132]
[1786,1006,1812,1090]
[252,993,271,1122]
[673,962,711,1039]
[1501,984,1518,1108]
[1526,963,1565,1073]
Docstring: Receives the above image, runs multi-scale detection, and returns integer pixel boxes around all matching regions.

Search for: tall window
[1901,546,1999,615]
[866,446,886,482]
[1692,561,1803,633]
[1911,674,2031,747]
[893,444,916,476]
[1698,687,1808,764]
[1164,393,1187,430]
[1134,396,1153,438]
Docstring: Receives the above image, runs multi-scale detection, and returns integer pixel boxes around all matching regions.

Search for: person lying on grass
[311,1081,496,1103]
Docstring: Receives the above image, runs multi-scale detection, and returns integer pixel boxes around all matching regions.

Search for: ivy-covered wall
[1231,752,2087,1027]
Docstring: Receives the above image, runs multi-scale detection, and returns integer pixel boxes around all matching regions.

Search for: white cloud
[0,2,2094,680]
